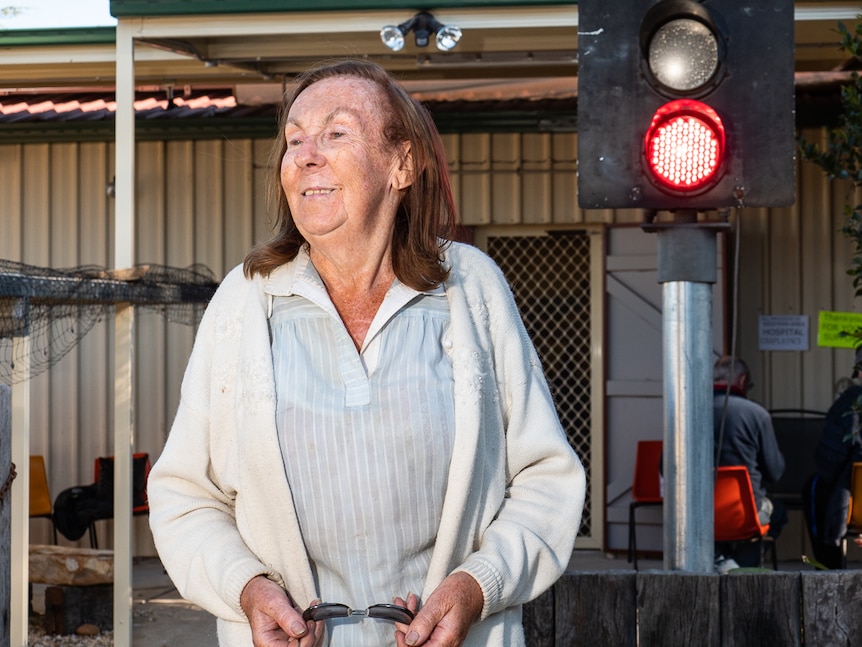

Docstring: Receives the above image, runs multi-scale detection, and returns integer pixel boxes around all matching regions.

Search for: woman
[148,58,585,647]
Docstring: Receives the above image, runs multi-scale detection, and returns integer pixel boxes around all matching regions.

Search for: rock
[30,544,113,586]
[76,623,100,635]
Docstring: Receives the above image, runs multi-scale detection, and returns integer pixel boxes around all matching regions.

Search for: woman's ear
[391,142,415,191]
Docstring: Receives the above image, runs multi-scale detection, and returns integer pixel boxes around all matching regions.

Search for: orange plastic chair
[29,455,58,543]
[88,452,151,549]
[714,465,777,569]
[628,440,663,569]
[840,462,862,567]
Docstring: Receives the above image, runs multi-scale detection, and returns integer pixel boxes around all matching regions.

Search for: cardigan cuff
[452,557,503,620]
[223,557,284,618]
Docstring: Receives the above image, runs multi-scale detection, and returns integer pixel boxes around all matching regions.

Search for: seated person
[805,346,862,569]
[713,356,787,568]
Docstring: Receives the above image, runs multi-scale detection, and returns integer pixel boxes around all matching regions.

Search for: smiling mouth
[302,189,335,196]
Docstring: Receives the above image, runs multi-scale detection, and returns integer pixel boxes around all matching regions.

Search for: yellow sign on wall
[817,311,862,348]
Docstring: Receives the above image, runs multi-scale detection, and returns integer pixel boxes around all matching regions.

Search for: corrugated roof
[0,84,580,142]
[0,90,248,123]
[0,78,582,125]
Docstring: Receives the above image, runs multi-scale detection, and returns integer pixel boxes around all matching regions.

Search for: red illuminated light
[644,99,725,193]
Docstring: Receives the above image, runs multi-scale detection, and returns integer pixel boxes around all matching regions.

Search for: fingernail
[291,621,307,635]
[405,630,419,645]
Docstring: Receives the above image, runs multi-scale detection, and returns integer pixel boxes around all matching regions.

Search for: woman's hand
[394,572,484,647]
[239,575,323,646]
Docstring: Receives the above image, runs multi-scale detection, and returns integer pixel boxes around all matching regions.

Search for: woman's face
[281,76,412,248]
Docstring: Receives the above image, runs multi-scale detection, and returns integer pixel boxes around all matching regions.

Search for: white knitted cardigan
[148,241,586,646]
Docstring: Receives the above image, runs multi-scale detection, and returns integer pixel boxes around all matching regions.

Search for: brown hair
[243,58,456,289]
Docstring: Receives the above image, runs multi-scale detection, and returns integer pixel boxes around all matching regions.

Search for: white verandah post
[114,18,137,647]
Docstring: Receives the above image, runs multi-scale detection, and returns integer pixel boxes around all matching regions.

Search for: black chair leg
[760,538,778,570]
[629,502,638,570]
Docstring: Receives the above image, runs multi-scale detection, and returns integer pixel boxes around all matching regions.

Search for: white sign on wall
[758,315,809,351]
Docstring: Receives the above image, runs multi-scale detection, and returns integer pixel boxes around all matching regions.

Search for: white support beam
[112,304,135,647]
[114,6,579,39]
[113,18,137,647]
[795,5,860,21]
[9,336,30,647]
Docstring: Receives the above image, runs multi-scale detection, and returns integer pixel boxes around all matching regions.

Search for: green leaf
[802,555,831,570]
[800,13,862,299]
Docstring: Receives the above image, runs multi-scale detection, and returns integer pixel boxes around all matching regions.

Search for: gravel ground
[29,616,114,646]
[28,603,216,647]
[26,557,217,647]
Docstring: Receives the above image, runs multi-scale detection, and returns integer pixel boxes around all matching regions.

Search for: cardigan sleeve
[148,267,282,621]
[448,245,586,618]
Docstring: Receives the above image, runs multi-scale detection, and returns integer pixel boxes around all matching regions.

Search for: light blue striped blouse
[269,255,455,647]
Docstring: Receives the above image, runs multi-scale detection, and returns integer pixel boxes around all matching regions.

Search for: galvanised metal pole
[653,214,723,572]
[662,279,713,571]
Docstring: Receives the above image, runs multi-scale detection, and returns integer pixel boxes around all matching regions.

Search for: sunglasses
[302,602,414,624]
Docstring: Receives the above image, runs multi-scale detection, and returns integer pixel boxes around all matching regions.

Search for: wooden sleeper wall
[523,570,862,646]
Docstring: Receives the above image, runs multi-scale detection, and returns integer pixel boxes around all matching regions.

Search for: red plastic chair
[714,465,777,569]
[88,452,151,549]
[628,440,663,569]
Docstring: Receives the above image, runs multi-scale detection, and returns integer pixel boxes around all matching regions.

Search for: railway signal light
[577,0,795,211]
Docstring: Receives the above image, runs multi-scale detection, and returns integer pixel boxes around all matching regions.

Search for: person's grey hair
[713,355,749,383]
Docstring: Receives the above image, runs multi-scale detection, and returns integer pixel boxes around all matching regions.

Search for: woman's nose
[294,139,324,167]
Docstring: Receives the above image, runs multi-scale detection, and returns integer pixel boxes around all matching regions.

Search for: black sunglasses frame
[302,602,414,624]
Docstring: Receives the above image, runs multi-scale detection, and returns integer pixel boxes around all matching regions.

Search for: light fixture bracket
[380,11,462,52]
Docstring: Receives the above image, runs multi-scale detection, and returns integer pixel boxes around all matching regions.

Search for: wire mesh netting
[0,259,218,385]
[487,232,593,538]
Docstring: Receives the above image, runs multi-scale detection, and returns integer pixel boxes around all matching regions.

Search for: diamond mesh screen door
[486,231,598,543]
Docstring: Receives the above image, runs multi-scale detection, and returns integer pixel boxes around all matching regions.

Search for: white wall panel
[165,140,196,267]
[799,138,837,408]
[252,138,275,247]
[47,143,81,546]
[521,133,552,225]
[491,133,520,224]
[442,133,461,220]
[0,145,23,259]
[194,140,226,275]
[78,142,111,264]
[457,133,491,225]
[551,134,578,224]
[224,139,255,269]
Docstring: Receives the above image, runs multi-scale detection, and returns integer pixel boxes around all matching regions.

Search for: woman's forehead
[290,76,386,119]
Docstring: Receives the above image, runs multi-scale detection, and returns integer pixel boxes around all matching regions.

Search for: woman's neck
[308,245,395,350]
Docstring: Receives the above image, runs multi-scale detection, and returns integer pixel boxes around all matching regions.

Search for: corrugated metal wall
[0,128,857,554]
[736,128,859,411]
